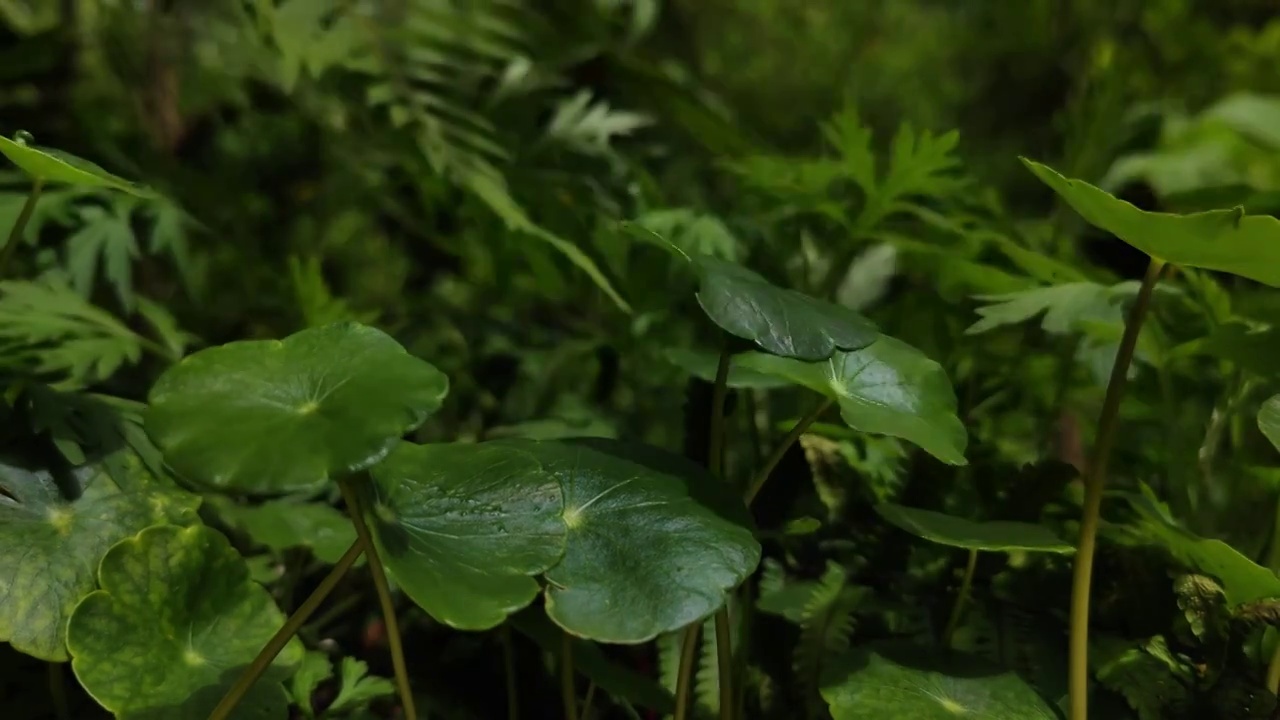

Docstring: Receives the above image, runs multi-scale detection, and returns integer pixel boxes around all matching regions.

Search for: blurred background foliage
[8,0,1280,718]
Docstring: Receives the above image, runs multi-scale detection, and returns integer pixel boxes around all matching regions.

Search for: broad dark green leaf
[875,503,1073,553]
[1023,159,1280,287]
[542,438,760,642]
[1261,395,1280,454]
[820,642,1059,719]
[0,133,151,196]
[694,256,878,361]
[209,497,357,565]
[662,347,789,389]
[367,441,566,630]
[737,337,967,465]
[0,458,198,660]
[66,525,302,720]
[145,322,449,494]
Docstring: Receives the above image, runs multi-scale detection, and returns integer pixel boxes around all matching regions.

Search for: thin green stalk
[744,397,834,507]
[208,539,363,720]
[714,609,734,720]
[0,178,43,278]
[561,632,579,720]
[338,478,417,720]
[49,662,70,720]
[942,549,978,648]
[672,624,701,720]
[675,347,733,720]
[1068,258,1164,720]
[503,625,519,720]
[581,682,598,720]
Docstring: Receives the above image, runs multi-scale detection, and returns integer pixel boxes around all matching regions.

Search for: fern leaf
[65,198,141,311]
[0,278,144,388]
[793,561,861,719]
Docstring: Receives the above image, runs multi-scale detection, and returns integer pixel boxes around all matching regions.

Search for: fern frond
[695,615,719,717]
[793,561,861,719]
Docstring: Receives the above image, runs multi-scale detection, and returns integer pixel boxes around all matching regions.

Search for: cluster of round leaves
[123,321,761,717]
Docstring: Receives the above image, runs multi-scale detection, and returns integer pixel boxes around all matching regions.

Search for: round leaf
[0,132,151,196]
[146,322,449,494]
[67,524,302,720]
[0,459,198,660]
[694,256,878,361]
[367,441,567,630]
[821,642,1059,719]
[737,336,967,465]
[875,503,1073,554]
[542,438,760,643]
[1023,158,1280,288]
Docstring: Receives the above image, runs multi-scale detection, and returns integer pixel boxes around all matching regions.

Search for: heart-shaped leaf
[209,497,357,565]
[821,642,1059,719]
[1023,159,1280,287]
[366,438,761,642]
[0,132,152,197]
[146,322,449,494]
[875,503,1073,553]
[541,438,759,643]
[367,441,567,631]
[0,458,198,660]
[694,256,878,361]
[1260,395,1280,453]
[736,336,967,465]
[67,524,302,720]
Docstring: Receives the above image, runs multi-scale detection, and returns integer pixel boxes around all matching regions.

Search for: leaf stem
[338,478,417,720]
[714,609,734,720]
[48,662,70,720]
[0,178,44,278]
[502,625,519,720]
[941,549,978,648]
[675,346,734,720]
[744,397,834,507]
[672,624,701,720]
[1067,257,1164,720]
[561,631,579,720]
[207,539,363,720]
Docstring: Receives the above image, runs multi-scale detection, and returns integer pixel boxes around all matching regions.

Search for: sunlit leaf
[0,133,151,196]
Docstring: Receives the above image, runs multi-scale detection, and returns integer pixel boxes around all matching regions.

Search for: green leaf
[967,282,1124,336]
[0,458,198,660]
[67,525,301,719]
[145,322,449,494]
[328,656,395,714]
[367,440,567,631]
[693,256,878,361]
[0,133,151,196]
[737,336,967,465]
[286,651,332,719]
[1261,395,1280,454]
[209,497,357,565]
[1122,490,1280,607]
[0,278,147,388]
[1023,159,1280,287]
[66,200,141,311]
[820,641,1059,719]
[874,503,1073,553]
[662,347,789,389]
[542,438,759,643]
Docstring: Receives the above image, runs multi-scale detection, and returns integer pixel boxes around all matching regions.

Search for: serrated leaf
[66,200,140,311]
[328,656,394,714]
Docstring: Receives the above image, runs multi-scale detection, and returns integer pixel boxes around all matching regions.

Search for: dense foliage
[7,1,1280,719]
